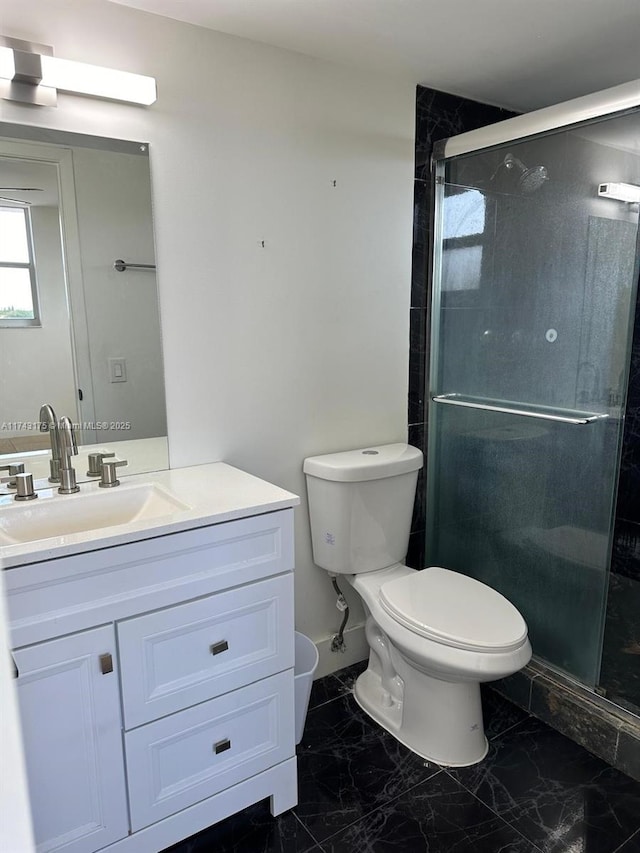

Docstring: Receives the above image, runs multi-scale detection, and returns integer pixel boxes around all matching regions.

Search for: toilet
[303,443,532,767]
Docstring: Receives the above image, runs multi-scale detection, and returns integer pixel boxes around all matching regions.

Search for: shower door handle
[431,394,609,425]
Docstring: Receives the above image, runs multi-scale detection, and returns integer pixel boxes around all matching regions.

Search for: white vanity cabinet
[5,497,298,853]
[13,626,129,853]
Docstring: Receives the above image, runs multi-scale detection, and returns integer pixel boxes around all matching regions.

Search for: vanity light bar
[39,55,156,105]
[0,41,156,106]
[598,182,640,203]
[0,46,14,81]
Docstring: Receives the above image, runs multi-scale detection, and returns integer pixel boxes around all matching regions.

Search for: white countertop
[0,463,299,569]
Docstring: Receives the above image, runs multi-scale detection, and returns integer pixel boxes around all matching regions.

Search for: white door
[13,625,128,853]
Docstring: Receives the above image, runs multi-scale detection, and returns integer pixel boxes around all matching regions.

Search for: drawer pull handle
[210,640,229,656]
[214,738,231,755]
[99,653,114,675]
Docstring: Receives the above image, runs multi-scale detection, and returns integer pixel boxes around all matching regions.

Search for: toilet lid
[379,567,528,652]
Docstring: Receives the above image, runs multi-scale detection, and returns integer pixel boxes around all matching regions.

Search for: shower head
[501,153,549,194]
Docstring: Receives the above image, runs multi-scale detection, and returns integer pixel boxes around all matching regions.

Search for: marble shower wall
[407,87,514,568]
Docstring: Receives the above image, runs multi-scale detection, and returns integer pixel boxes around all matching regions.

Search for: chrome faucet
[58,416,80,495]
[39,404,62,483]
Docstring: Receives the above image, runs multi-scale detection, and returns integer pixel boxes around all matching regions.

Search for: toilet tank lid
[303,443,423,482]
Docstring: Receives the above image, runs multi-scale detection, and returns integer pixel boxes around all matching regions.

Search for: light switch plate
[109,357,127,383]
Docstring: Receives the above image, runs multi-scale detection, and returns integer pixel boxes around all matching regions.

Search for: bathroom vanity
[1,464,299,853]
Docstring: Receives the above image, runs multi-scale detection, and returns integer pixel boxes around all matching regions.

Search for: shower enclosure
[426,83,640,711]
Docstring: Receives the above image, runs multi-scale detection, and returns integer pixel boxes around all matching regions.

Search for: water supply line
[330,575,349,653]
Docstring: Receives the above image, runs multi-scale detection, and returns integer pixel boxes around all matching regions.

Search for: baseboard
[314,623,368,679]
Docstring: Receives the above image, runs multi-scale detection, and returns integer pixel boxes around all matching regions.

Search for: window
[441,189,486,292]
[0,205,40,326]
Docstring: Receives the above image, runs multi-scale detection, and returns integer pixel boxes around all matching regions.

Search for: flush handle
[213,738,231,755]
[210,640,229,656]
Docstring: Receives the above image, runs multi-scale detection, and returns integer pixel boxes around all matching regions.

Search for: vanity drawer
[125,669,295,831]
[118,573,294,728]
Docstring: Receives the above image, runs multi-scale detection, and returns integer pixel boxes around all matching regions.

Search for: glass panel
[0,206,30,262]
[427,406,619,684]
[0,267,35,318]
[428,108,640,687]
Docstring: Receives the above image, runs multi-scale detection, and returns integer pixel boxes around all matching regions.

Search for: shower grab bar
[431,393,609,425]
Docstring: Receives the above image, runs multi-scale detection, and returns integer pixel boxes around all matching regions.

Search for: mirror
[0,123,168,487]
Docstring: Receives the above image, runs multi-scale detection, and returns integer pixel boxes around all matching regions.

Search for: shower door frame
[426,78,640,699]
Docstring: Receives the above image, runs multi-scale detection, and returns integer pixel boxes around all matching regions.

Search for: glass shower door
[427,113,640,686]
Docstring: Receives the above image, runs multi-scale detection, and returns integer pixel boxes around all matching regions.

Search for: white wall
[2,0,415,670]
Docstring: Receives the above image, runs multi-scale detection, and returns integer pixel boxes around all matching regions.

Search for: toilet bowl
[350,564,530,765]
[304,443,532,767]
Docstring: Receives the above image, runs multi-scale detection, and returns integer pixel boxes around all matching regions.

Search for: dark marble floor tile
[295,694,439,842]
[308,674,345,711]
[481,686,530,741]
[321,770,541,853]
[162,800,318,853]
[448,716,640,853]
[334,659,368,692]
[616,828,640,852]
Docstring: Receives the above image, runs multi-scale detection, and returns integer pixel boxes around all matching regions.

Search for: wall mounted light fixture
[0,36,156,107]
[598,182,640,203]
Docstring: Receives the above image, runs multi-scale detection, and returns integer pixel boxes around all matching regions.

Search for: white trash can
[294,632,319,744]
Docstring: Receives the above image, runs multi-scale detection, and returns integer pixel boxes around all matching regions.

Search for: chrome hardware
[86,452,115,477]
[39,403,62,482]
[58,416,80,494]
[59,467,79,494]
[99,459,128,488]
[114,259,156,272]
[209,640,229,656]
[99,653,113,675]
[14,473,37,502]
[0,462,25,489]
[431,393,609,425]
[213,738,231,755]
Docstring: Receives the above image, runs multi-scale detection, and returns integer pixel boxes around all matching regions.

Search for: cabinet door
[13,625,128,853]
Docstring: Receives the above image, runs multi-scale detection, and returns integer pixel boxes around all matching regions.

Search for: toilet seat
[379,566,528,653]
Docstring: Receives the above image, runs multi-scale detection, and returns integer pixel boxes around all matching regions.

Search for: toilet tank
[303,443,423,575]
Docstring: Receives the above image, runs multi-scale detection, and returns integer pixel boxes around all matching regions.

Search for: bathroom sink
[0,483,191,546]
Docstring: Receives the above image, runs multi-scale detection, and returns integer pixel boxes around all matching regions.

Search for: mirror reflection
[0,124,168,488]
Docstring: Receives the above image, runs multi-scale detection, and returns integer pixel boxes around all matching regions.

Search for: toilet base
[353,663,489,767]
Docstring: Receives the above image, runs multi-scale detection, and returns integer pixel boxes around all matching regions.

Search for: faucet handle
[0,462,25,489]
[99,459,128,488]
[14,473,38,502]
[87,452,116,477]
